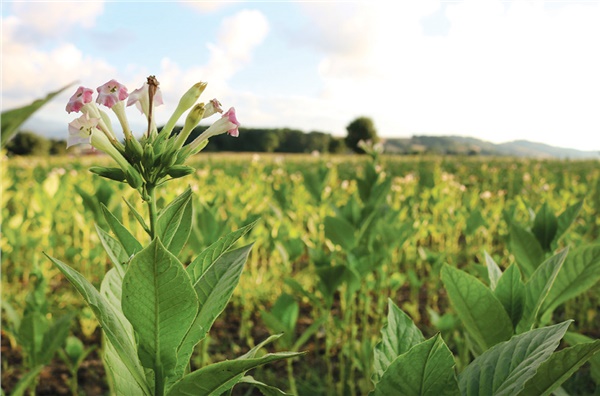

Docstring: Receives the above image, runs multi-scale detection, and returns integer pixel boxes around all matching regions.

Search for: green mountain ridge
[383,135,599,159]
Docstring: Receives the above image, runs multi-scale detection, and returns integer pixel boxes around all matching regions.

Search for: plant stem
[286,358,297,395]
[147,184,158,239]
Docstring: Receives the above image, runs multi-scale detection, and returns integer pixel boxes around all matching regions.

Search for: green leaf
[532,203,558,251]
[18,311,48,367]
[517,249,567,333]
[101,204,142,256]
[8,365,44,396]
[373,299,425,383]
[458,321,572,396]
[157,187,193,256]
[563,332,600,384]
[237,376,292,396]
[292,316,327,351]
[46,254,150,394]
[166,352,303,396]
[554,200,583,247]
[95,224,128,277]
[541,244,600,323]
[509,223,545,278]
[315,265,346,305]
[175,244,253,381]
[465,209,487,236]
[186,221,257,281]
[493,264,525,329]
[123,198,151,235]
[519,340,600,396]
[1,82,74,145]
[324,215,356,251]
[122,238,199,382]
[39,314,73,364]
[371,334,459,396]
[441,265,513,353]
[485,251,503,290]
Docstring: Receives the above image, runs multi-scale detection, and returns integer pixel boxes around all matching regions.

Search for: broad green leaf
[554,200,583,247]
[157,187,193,256]
[122,238,198,382]
[563,332,600,384]
[532,203,558,251]
[458,321,572,396]
[441,265,513,353]
[292,316,328,352]
[1,82,74,145]
[373,299,425,383]
[493,264,525,328]
[175,244,253,381]
[39,314,73,364]
[519,340,600,396]
[509,223,545,278]
[100,268,133,342]
[186,221,257,281]
[517,249,567,333]
[237,376,292,396]
[46,254,150,394]
[123,198,151,235]
[166,352,302,396]
[103,336,149,396]
[465,209,487,236]
[315,265,346,304]
[485,251,502,290]
[371,334,459,396]
[18,311,48,367]
[101,204,142,256]
[324,215,356,251]
[95,224,127,277]
[540,244,600,322]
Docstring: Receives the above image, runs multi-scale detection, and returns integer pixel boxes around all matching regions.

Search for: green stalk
[286,358,297,395]
[146,184,158,240]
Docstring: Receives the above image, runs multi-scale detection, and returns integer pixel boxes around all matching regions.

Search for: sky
[2,0,600,151]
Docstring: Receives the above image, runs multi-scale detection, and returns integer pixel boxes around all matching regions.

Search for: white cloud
[181,1,232,14]
[292,0,600,150]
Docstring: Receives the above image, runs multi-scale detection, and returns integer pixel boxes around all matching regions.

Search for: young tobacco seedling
[46,76,302,396]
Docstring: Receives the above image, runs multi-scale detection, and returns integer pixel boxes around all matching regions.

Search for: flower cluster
[65,76,240,192]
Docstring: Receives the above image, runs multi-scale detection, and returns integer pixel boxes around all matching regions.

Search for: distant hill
[383,135,599,159]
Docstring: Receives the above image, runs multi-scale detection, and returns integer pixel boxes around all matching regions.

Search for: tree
[345,116,379,154]
[6,131,51,156]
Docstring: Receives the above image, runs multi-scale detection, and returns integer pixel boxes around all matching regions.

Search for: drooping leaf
[441,265,513,353]
[493,264,525,329]
[46,254,150,394]
[519,340,600,396]
[1,82,74,145]
[540,244,600,323]
[166,352,303,396]
[532,203,558,251]
[371,334,459,396]
[123,197,151,235]
[121,238,198,383]
[186,220,257,281]
[517,249,567,333]
[563,332,600,384]
[485,251,503,290]
[157,187,193,256]
[373,299,425,383]
[458,321,572,396]
[175,244,253,381]
[553,200,583,248]
[509,223,545,278]
[236,376,292,396]
[8,365,44,396]
[315,265,346,305]
[324,215,356,251]
[101,204,142,256]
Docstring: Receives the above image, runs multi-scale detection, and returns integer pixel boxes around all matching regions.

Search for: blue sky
[2,1,600,151]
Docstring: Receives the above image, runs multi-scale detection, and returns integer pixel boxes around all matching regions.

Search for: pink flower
[202,98,223,119]
[127,82,164,115]
[96,79,128,108]
[223,107,240,137]
[66,86,93,113]
[67,113,100,148]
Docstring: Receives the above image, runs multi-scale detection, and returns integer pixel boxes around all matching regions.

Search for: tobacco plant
[46,77,300,395]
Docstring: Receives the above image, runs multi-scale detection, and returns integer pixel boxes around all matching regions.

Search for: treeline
[175,126,346,153]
